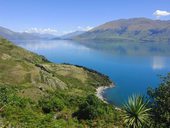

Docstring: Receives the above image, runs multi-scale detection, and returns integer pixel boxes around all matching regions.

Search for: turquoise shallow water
[14,39,170,106]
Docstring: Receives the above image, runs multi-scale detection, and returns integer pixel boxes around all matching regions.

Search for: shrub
[73,94,104,120]
[39,96,65,113]
[147,73,170,128]
[123,95,151,128]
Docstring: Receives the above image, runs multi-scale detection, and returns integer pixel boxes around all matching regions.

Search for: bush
[123,95,151,128]
[39,96,65,113]
[73,94,104,120]
[147,73,170,128]
[0,86,28,110]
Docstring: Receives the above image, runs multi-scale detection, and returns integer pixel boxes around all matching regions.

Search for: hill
[74,18,170,42]
[0,37,122,127]
[0,26,55,41]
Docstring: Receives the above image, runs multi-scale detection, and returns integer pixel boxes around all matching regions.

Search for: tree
[123,95,151,128]
[147,73,170,128]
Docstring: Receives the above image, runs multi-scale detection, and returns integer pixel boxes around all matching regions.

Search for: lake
[14,39,170,106]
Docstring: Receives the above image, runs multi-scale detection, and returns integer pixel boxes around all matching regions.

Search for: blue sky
[0,0,170,35]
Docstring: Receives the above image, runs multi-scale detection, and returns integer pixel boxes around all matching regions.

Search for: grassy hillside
[74,18,170,42]
[0,37,122,127]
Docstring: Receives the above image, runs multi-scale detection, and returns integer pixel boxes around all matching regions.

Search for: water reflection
[152,56,166,70]
[16,40,90,51]
[78,41,170,56]
[14,39,170,57]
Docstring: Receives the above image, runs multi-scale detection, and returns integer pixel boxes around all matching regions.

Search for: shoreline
[96,83,115,104]
[96,83,122,110]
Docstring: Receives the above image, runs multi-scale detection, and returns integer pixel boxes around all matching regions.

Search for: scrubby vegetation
[73,94,118,121]
[0,85,122,127]
[147,73,170,128]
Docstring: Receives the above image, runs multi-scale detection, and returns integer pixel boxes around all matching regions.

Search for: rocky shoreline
[96,83,115,104]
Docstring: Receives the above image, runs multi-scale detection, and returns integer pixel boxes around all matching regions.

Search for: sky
[0,0,170,35]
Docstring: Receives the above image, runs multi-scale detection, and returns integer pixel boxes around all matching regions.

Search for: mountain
[61,31,85,39]
[0,37,121,127]
[0,26,55,41]
[0,26,38,40]
[53,31,85,40]
[74,18,170,42]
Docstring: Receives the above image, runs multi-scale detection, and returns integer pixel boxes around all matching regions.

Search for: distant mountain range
[1,18,170,42]
[0,26,56,41]
[73,18,170,42]
[52,31,85,40]
[0,26,83,41]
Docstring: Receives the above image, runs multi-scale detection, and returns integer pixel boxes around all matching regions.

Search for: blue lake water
[14,39,170,106]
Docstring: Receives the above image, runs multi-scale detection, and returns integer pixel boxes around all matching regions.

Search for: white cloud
[62,30,75,34]
[77,26,94,31]
[153,10,170,19]
[24,28,59,35]
[23,26,94,36]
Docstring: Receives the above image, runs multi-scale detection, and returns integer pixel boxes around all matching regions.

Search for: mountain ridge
[74,18,170,42]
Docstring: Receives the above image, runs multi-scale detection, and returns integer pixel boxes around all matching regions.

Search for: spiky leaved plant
[123,95,151,128]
